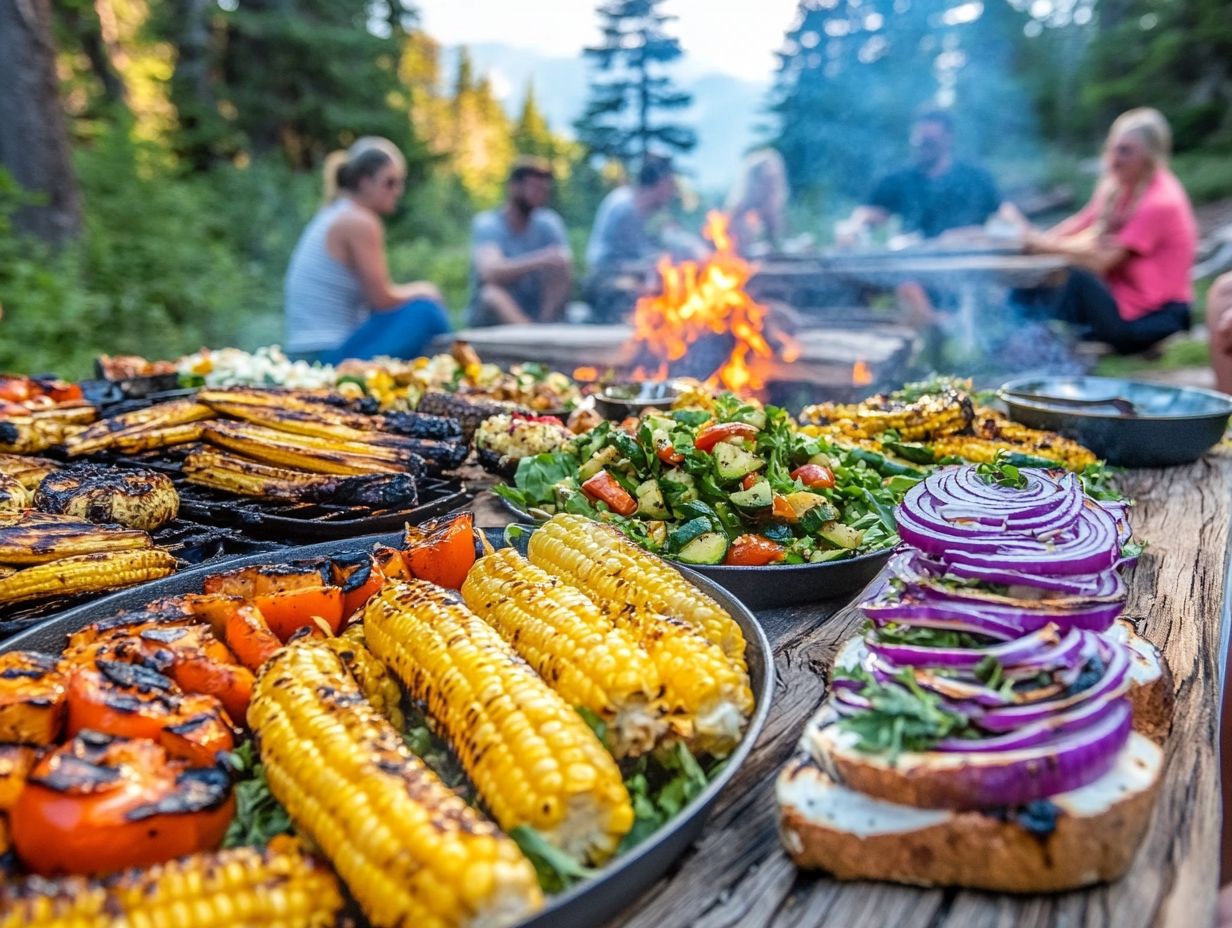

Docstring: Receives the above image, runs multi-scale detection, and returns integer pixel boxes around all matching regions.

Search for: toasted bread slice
[777,731,1162,892]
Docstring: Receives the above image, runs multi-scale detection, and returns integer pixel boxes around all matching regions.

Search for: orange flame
[572,366,599,383]
[628,211,798,395]
[851,359,872,387]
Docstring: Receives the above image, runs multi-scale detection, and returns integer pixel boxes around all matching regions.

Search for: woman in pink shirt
[1018,108,1196,353]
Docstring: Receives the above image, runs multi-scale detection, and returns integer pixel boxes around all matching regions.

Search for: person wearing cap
[467,156,572,326]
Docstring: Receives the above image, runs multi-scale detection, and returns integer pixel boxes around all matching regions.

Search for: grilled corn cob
[249,638,543,928]
[322,632,405,730]
[0,417,79,454]
[970,408,1098,470]
[462,547,667,758]
[182,448,419,507]
[0,474,28,512]
[203,421,408,476]
[0,837,344,928]
[0,548,176,605]
[801,389,973,441]
[0,514,154,566]
[366,580,634,864]
[0,453,58,490]
[527,513,749,670]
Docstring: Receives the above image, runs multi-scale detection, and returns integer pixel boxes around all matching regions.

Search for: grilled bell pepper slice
[694,422,758,452]
[252,585,345,640]
[224,604,283,672]
[330,553,385,615]
[0,650,66,745]
[10,731,233,877]
[402,512,479,589]
[723,534,787,566]
[581,470,638,516]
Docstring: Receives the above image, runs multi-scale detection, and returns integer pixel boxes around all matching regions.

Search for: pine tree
[513,80,556,159]
[575,0,695,164]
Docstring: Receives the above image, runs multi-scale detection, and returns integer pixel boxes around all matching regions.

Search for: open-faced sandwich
[777,463,1171,892]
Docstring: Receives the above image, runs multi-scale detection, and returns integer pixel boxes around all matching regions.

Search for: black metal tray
[499,497,894,609]
[1,528,774,928]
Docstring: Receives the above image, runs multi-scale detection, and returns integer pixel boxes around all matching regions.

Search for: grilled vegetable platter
[0,510,772,928]
[492,380,1113,607]
[776,462,1170,892]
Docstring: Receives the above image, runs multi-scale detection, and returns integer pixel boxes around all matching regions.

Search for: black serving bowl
[999,375,1232,468]
[593,381,688,420]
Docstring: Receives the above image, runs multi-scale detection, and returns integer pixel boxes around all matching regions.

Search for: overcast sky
[414,0,803,84]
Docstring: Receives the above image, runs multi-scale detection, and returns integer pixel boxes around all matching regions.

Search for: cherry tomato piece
[694,422,759,452]
[723,534,787,566]
[790,464,836,489]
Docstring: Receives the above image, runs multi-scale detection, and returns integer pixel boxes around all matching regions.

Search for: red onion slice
[934,692,1125,753]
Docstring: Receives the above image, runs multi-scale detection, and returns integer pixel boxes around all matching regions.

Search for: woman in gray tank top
[284,137,449,362]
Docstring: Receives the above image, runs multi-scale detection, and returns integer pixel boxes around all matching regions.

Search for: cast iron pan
[1,528,774,928]
[999,375,1232,468]
[499,498,894,609]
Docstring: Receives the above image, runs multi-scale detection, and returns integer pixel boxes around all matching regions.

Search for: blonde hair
[1098,108,1172,232]
[726,148,789,216]
[322,137,406,203]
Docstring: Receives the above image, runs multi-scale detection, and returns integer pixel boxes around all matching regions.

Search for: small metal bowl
[593,380,687,420]
[999,375,1232,468]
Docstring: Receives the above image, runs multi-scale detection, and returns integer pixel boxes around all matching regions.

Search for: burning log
[628,212,800,395]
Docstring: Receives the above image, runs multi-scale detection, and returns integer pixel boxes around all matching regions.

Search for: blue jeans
[297,298,451,364]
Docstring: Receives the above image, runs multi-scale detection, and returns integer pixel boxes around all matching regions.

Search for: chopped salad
[494,394,910,567]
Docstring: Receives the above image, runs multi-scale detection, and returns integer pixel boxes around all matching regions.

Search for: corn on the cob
[322,632,405,730]
[0,515,154,566]
[0,548,176,605]
[527,513,749,669]
[203,421,406,476]
[365,580,634,864]
[205,400,414,448]
[461,547,666,758]
[249,638,542,928]
[0,474,28,512]
[182,448,419,507]
[0,837,344,928]
[0,417,78,454]
[68,400,214,442]
[0,453,57,490]
[801,389,973,441]
[970,408,1098,470]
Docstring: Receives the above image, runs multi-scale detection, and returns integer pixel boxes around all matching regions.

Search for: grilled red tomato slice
[10,731,233,876]
[790,464,836,489]
[723,534,787,566]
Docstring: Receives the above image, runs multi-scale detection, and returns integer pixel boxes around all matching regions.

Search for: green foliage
[576,0,696,163]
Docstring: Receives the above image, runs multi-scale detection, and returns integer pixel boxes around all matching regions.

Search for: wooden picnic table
[472,451,1228,928]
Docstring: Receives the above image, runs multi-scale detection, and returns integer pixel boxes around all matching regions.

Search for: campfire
[623,212,799,395]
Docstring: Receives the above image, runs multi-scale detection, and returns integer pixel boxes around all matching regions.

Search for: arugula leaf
[510,826,597,894]
[870,622,991,649]
[838,672,971,762]
[976,458,1028,488]
[221,741,292,848]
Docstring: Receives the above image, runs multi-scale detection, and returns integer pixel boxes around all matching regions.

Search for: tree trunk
[169,0,220,169]
[0,0,82,244]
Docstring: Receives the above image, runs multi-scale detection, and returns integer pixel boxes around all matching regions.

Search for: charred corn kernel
[0,548,176,605]
[802,390,973,441]
[366,580,633,865]
[527,513,749,670]
[0,837,343,928]
[969,408,1098,470]
[203,422,404,476]
[322,633,405,730]
[461,547,667,758]
[606,603,751,756]
[0,474,28,512]
[249,639,542,928]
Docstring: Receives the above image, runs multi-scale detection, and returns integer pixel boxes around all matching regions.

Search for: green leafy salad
[494,393,909,567]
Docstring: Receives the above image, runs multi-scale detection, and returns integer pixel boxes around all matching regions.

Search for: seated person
[584,156,681,320]
[467,156,572,326]
[725,149,790,258]
[284,137,449,363]
[840,107,1002,244]
[1205,272,1232,394]
[1011,108,1196,355]
[838,108,1001,327]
